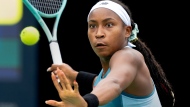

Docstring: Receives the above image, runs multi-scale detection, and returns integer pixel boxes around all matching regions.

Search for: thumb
[45,100,63,106]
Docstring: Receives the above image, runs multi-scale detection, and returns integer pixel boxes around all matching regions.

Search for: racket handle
[49,42,63,64]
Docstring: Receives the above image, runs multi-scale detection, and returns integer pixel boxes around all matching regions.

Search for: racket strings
[29,0,62,14]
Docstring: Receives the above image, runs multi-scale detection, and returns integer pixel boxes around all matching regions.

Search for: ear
[124,26,132,38]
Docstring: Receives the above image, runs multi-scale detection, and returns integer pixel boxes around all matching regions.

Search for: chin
[97,52,111,58]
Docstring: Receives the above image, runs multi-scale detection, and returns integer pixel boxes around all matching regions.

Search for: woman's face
[88,8,131,58]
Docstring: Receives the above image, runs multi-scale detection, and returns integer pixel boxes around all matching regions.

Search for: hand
[47,63,78,86]
[45,68,87,107]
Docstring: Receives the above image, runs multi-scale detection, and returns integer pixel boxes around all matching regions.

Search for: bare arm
[91,49,140,105]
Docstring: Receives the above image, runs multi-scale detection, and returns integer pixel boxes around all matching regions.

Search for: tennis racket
[23,0,67,82]
[23,0,67,65]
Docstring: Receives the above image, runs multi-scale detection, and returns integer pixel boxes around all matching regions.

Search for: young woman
[45,0,175,107]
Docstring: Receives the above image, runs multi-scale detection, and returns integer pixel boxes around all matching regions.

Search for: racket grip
[49,42,63,64]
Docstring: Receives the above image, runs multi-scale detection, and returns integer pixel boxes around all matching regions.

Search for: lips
[95,42,107,49]
[95,42,106,47]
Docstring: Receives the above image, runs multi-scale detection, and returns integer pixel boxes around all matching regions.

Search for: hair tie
[129,23,139,42]
[128,23,139,47]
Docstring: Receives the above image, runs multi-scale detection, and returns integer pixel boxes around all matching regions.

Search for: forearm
[92,78,122,105]
[83,78,122,106]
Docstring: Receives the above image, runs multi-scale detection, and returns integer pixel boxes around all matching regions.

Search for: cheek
[111,30,123,40]
[87,33,94,44]
[88,30,94,39]
[109,31,126,45]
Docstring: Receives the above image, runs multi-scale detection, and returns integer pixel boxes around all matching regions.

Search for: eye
[106,23,113,28]
[89,24,96,29]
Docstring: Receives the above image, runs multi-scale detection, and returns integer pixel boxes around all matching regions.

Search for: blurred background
[0,0,185,107]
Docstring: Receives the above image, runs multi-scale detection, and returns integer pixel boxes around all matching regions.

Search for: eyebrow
[88,18,115,23]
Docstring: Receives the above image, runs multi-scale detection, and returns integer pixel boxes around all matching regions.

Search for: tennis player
[45,0,175,107]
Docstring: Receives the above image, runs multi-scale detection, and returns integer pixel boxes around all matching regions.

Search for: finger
[47,63,63,72]
[48,70,59,83]
[52,70,58,79]
[73,80,79,93]
[57,67,72,90]
[47,67,52,72]
[56,68,67,90]
[51,72,62,93]
[45,100,64,106]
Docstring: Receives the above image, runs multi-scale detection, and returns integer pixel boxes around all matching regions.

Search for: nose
[95,27,105,39]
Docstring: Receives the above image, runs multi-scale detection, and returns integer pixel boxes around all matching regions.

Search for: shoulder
[110,47,144,67]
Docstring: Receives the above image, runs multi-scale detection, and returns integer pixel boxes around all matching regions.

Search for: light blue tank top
[93,68,162,107]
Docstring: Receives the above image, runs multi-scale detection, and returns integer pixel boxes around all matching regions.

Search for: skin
[45,68,87,107]
[46,8,154,107]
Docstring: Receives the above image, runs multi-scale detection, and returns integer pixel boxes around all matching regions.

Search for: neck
[100,58,109,77]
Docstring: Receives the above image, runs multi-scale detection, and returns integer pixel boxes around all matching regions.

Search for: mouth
[95,42,106,48]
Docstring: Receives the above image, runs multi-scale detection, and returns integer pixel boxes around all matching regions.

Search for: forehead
[88,8,122,22]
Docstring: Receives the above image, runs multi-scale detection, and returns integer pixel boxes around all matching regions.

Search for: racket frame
[23,0,67,64]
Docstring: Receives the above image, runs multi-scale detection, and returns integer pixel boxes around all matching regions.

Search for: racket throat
[49,40,58,43]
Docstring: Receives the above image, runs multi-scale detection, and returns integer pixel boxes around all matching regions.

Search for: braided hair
[100,0,175,106]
